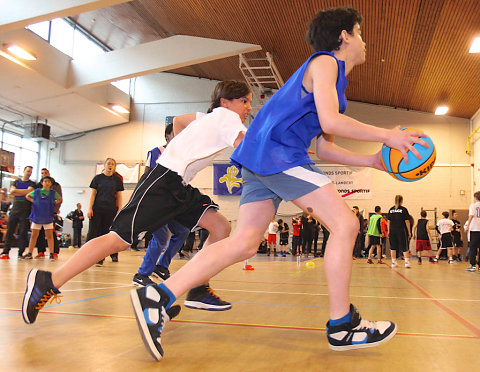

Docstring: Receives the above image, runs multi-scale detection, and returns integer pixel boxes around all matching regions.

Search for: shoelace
[205,285,220,299]
[355,318,377,330]
[35,289,63,310]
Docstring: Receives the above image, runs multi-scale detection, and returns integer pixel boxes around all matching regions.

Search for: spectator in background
[0,166,36,259]
[267,218,279,256]
[0,188,11,212]
[292,217,302,256]
[320,224,330,257]
[352,206,364,258]
[21,176,62,260]
[87,158,124,266]
[67,203,84,248]
[35,168,63,259]
[278,219,289,257]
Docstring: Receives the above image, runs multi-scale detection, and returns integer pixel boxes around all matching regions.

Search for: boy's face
[220,93,253,123]
[347,23,366,65]
[42,179,52,189]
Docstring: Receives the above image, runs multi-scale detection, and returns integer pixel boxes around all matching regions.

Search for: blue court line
[4,292,480,319]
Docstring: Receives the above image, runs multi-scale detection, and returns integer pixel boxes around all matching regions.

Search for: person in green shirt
[367,206,383,264]
[21,176,62,260]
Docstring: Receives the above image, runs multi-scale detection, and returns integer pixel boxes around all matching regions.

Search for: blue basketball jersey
[231,51,347,175]
[29,189,56,224]
[147,147,163,168]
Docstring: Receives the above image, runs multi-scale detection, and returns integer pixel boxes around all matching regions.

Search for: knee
[208,219,231,241]
[331,214,359,241]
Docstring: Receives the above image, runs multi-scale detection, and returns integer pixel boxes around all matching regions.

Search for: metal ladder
[239,52,284,113]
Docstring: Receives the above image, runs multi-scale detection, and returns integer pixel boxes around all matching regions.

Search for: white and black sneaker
[132,273,156,287]
[326,304,397,351]
[152,265,170,281]
[130,285,181,361]
[184,284,232,311]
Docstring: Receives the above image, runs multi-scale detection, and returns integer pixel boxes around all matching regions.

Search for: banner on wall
[319,166,372,199]
[213,164,243,195]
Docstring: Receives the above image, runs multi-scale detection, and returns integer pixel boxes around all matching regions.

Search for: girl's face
[104,159,116,173]
[220,92,253,123]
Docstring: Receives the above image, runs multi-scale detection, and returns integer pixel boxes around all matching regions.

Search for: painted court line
[392,268,480,338]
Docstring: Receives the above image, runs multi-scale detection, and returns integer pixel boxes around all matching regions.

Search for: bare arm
[308,56,427,162]
[233,131,245,148]
[173,114,197,136]
[405,219,411,239]
[412,222,417,239]
[10,185,34,196]
[87,189,97,219]
[316,134,383,170]
[25,193,33,202]
[116,191,122,210]
[55,196,63,205]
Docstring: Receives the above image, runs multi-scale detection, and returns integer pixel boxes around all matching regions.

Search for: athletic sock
[329,309,352,326]
[405,257,410,264]
[157,283,176,309]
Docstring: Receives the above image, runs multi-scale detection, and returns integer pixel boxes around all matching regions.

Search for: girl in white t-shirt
[436,211,454,264]
[23,81,252,327]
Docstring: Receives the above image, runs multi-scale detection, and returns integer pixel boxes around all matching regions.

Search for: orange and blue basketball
[381,128,436,182]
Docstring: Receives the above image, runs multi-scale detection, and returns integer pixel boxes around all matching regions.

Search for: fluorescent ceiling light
[469,37,480,53]
[435,106,448,115]
[111,104,129,114]
[6,44,36,60]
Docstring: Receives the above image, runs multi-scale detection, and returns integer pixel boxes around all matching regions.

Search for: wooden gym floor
[1,248,479,371]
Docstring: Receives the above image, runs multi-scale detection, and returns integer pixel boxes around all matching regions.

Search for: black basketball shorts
[110,164,218,245]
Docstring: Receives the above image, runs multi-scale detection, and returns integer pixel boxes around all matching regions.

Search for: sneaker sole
[130,289,163,361]
[329,324,398,351]
[22,269,38,324]
[132,280,155,287]
[184,300,232,311]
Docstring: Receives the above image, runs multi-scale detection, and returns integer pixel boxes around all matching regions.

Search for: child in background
[412,210,436,264]
[366,206,383,264]
[436,211,455,264]
[21,176,62,260]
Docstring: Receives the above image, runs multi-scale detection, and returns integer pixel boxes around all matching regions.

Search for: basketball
[381,128,436,182]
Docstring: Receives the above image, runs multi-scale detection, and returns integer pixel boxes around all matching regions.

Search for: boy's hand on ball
[385,126,429,163]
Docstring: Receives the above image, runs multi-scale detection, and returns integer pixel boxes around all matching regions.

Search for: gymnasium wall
[42,72,473,229]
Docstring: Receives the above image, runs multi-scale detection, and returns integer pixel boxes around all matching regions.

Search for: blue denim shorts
[240,164,331,210]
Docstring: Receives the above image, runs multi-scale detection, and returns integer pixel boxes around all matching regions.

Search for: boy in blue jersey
[21,176,62,260]
[126,7,429,360]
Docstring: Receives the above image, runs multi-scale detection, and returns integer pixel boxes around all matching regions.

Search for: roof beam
[68,35,262,89]
[0,0,132,32]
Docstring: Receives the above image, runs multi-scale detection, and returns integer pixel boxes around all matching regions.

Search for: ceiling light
[470,37,480,53]
[5,44,36,60]
[111,104,129,114]
[435,106,448,115]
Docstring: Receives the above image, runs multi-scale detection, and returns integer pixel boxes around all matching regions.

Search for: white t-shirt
[157,108,246,184]
[469,201,480,231]
[437,218,454,235]
[268,221,279,234]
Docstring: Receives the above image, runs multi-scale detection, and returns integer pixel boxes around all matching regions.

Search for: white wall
[42,72,474,230]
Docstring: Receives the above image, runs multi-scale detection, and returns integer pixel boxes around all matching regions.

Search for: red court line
[212,279,404,290]
[4,307,477,340]
[392,269,480,338]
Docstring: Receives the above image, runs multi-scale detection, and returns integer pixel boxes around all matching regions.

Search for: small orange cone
[242,260,255,271]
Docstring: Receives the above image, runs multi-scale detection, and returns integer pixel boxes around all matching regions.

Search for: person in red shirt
[292,217,302,255]
[380,214,388,258]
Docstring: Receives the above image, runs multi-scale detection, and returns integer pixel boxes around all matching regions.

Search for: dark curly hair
[306,7,363,52]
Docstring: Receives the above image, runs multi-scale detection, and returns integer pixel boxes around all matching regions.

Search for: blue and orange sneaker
[22,269,62,324]
[326,304,397,351]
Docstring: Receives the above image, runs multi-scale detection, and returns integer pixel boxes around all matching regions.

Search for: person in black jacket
[67,203,84,247]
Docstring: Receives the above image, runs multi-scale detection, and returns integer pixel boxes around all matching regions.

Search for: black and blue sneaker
[184,283,232,311]
[22,269,62,324]
[326,304,397,351]
[130,285,181,361]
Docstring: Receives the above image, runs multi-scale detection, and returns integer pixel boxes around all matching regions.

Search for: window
[0,131,40,188]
